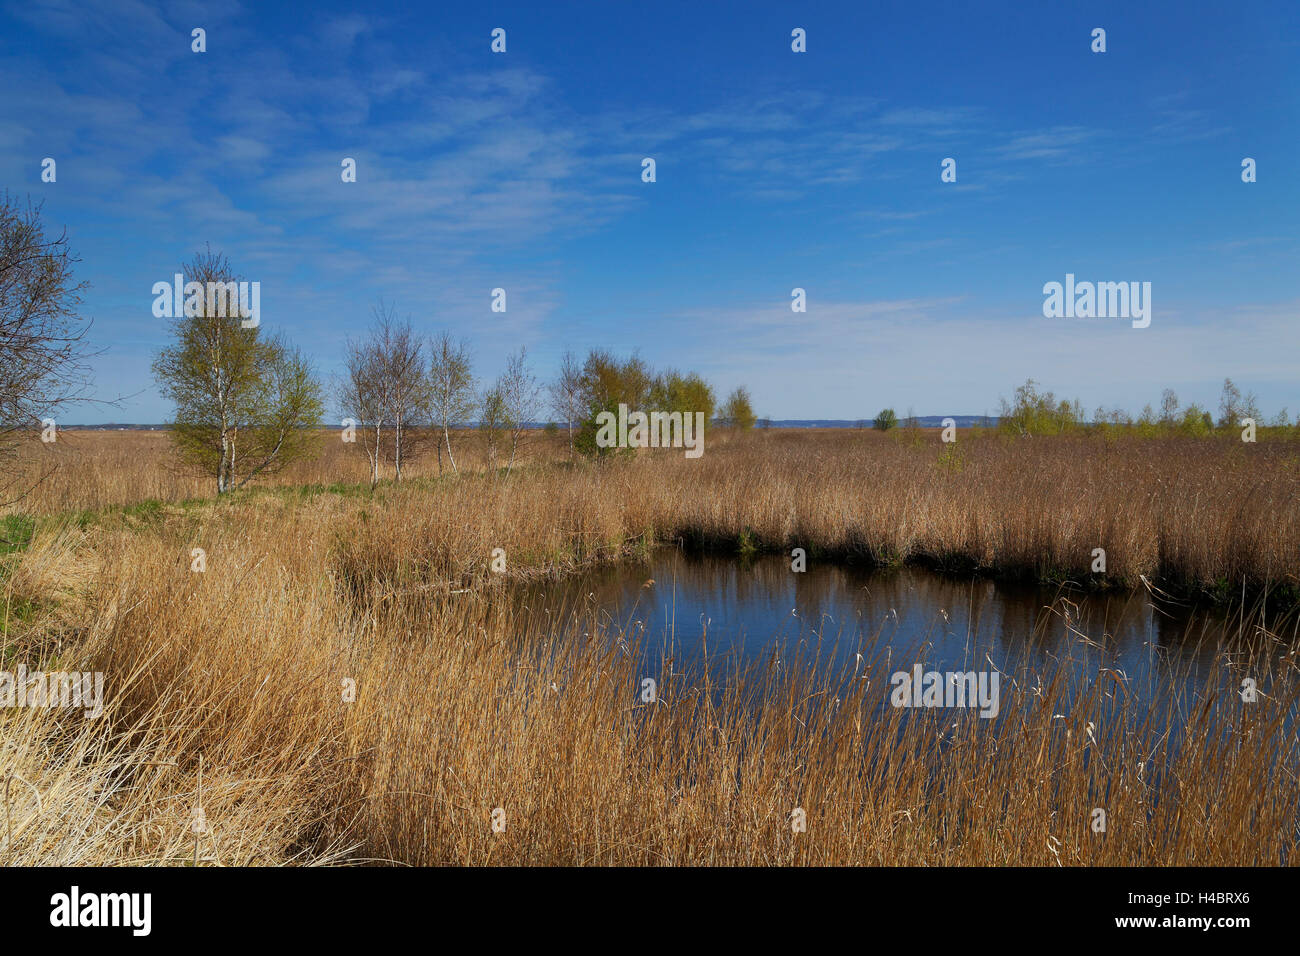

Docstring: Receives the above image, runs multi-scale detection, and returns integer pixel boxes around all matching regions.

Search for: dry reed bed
[5,429,541,514]
[2,454,1298,865]
[9,429,1299,595]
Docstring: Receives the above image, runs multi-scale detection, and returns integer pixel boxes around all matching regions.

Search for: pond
[518,549,1260,709]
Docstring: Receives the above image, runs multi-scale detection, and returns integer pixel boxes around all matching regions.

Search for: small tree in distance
[498,346,542,476]
[563,349,719,458]
[1159,389,1179,426]
[337,301,433,487]
[548,350,582,459]
[1217,378,1243,429]
[337,333,385,488]
[429,332,476,474]
[153,248,323,496]
[478,384,507,470]
[372,303,432,482]
[718,386,756,430]
[873,408,898,431]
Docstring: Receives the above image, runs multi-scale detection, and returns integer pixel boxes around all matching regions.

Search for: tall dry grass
[7,428,1298,595]
[5,428,498,512]
[2,429,1298,865]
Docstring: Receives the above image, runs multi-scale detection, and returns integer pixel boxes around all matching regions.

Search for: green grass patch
[0,594,45,640]
[0,514,36,558]
[121,498,166,526]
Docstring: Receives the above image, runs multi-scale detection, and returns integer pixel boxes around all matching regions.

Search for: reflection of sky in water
[519,550,1250,703]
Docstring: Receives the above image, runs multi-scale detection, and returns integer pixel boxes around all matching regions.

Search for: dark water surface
[518,549,1266,701]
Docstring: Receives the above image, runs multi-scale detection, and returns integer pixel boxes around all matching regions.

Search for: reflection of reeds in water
[3,498,1295,865]
[526,550,1262,688]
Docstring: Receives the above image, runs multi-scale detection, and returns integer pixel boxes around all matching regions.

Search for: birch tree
[429,332,475,474]
[499,346,542,476]
[371,303,431,482]
[338,335,385,487]
[548,350,582,459]
[479,384,507,471]
[153,249,322,495]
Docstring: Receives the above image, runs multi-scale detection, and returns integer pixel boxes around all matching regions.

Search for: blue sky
[2,0,1297,423]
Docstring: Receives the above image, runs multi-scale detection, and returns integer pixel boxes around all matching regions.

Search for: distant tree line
[993,378,1287,438]
[869,378,1290,440]
[335,332,755,478]
[146,250,756,494]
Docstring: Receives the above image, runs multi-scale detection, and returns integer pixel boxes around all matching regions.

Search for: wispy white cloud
[994,126,1100,162]
[2,1,1289,423]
